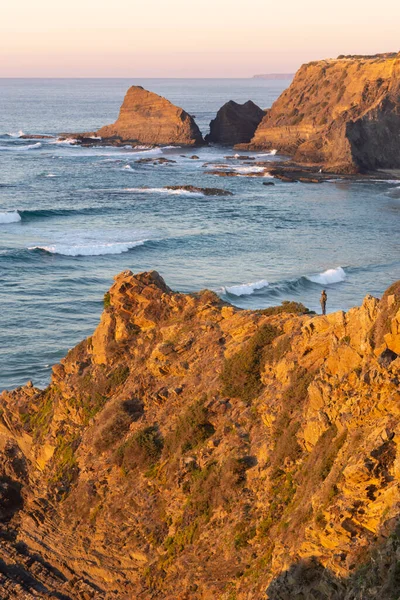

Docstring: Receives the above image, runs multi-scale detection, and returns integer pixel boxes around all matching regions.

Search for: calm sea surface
[1,78,399,390]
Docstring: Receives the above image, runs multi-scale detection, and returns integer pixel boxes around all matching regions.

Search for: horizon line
[0,75,294,80]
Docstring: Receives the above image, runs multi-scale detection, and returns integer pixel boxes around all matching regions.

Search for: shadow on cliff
[265,520,400,599]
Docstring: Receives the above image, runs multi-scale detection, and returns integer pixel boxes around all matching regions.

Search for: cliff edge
[0,271,400,598]
[242,52,400,173]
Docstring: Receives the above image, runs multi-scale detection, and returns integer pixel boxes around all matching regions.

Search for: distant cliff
[252,73,294,80]
[1,270,400,598]
[75,86,204,147]
[243,53,400,173]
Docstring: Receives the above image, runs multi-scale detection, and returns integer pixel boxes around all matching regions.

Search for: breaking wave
[220,268,347,299]
[29,239,148,257]
[7,130,25,138]
[51,138,78,145]
[307,267,346,285]
[22,142,42,150]
[0,211,21,224]
[386,186,400,198]
[231,166,266,174]
[223,280,269,296]
[124,187,205,197]
[256,149,278,156]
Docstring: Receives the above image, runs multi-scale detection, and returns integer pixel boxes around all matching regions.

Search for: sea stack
[205,100,265,145]
[78,86,204,146]
[241,52,400,173]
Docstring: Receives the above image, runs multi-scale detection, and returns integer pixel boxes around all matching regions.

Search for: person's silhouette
[320,290,327,315]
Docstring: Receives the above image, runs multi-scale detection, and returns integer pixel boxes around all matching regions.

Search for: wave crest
[307,267,346,285]
[124,187,204,197]
[29,240,147,257]
[0,211,21,224]
[223,279,269,296]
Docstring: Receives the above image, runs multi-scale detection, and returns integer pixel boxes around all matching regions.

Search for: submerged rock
[241,52,400,173]
[205,100,265,145]
[74,86,204,147]
[165,185,233,196]
[136,157,176,165]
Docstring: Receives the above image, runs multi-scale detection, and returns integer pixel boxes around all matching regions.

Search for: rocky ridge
[240,52,400,173]
[0,271,400,598]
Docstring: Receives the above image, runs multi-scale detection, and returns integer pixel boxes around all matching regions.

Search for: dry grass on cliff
[221,324,279,404]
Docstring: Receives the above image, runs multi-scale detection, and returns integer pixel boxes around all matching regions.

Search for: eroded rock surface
[242,52,400,173]
[1,272,400,598]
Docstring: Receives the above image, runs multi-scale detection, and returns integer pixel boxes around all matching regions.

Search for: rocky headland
[1,271,400,598]
[205,100,265,146]
[240,52,400,173]
[70,86,204,147]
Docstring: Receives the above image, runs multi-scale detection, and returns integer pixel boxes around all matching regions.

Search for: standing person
[320,290,327,315]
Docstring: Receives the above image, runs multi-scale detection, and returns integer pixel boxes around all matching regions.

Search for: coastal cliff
[1,271,400,598]
[76,86,204,147]
[241,53,400,173]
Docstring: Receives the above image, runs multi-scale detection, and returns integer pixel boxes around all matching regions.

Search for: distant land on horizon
[252,73,294,80]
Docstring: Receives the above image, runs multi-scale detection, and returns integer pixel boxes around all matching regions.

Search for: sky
[1,0,399,77]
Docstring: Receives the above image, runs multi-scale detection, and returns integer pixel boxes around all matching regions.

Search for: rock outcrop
[76,86,204,147]
[205,100,265,145]
[241,52,400,173]
[1,272,400,598]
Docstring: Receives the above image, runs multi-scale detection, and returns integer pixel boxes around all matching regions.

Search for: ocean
[1,78,399,390]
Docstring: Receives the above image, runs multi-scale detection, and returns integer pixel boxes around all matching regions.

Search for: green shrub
[270,369,315,475]
[107,365,130,388]
[116,425,163,473]
[50,434,80,495]
[258,471,296,536]
[221,324,279,404]
[94,398,143,453]
[103,292,111,308]
[163,401,215,456]
[258,301,312,317]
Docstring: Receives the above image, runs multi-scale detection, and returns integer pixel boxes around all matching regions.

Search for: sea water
[0,78,399,390]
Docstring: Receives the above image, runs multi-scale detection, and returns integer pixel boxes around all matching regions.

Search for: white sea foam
[386,185,400,198]
[29,240,147,256]
[122,165,133,170]
[124,187,204,197]
[51,137,78,145]
[231,166,266,174]
[307,267,346,285]
[133,147,163,157]
[0,211,21,224]
[23,142,42,150]
[256,149,278,156]
[223,279,269,296]
[45,173,56,177]
[8,130,25,138]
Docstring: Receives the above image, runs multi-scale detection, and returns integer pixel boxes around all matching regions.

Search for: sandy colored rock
[0,272,400,598]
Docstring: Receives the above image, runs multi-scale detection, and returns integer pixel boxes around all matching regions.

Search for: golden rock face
[0,271,400,599]
[242,53,400,173]
[96,86,204,146]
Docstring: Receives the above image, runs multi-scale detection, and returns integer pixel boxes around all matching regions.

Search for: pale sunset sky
[1,0,399,77]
